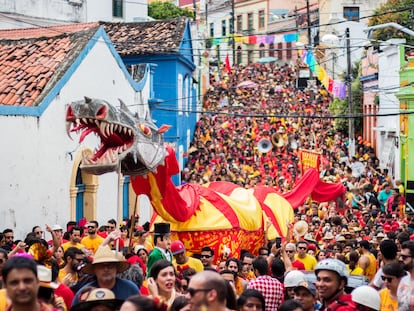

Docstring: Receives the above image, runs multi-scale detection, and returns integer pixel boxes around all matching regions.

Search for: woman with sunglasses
[379,262,406,311]
[147,259,182,307]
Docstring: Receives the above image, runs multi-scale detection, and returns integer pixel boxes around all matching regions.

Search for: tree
[368,0,414,47]
[148,1,194,20]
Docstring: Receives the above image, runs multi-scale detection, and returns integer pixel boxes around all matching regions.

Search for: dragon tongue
[79,127,95,143]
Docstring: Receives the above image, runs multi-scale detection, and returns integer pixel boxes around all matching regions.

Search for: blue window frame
[343,6,359,21]
[75,168,84,221]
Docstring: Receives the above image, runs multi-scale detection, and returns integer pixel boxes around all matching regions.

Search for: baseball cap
[171,240,185,255]
[294,281,317,297]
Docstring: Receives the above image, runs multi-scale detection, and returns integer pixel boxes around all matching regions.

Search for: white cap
[51,224,63,231]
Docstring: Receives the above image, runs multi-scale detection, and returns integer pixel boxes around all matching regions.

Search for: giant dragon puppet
[66,97,345,256]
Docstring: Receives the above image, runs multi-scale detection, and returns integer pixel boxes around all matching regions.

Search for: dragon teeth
[82,118,88,124]
[99,122,107,138]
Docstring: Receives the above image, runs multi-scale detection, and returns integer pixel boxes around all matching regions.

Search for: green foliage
[148,1,194,20]
[329,62,363,133]
[368,0,414,47]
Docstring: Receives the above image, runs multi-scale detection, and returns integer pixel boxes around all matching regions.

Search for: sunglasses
[200,255,212,258]
[0,258,5,264]
[381,276,394,282]
[286,250,295,253]
[87,226,96,229]
[298,247,307,250]
[400,254,412,260]
[35,231,43,234]
[107,226,115,229]
[186,288,212,297]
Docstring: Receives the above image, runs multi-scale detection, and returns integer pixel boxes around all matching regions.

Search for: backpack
[366,192,380,208]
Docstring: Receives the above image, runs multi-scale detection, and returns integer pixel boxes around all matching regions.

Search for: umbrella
[237,80,259,89]
[257,56,278,64]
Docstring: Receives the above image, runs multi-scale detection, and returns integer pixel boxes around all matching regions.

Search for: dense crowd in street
[1,62,414,311]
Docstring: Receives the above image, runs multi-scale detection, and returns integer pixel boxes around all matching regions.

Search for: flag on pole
[225,54,231,74]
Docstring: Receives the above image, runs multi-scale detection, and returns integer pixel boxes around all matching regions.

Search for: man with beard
[81,221,104,255]
[397,240,414,310]
[61,226,85,252]
[200,246,217,271]
[58,247,86,287]
[186,270,228,311]
[71,245,139,306]
[315,259,358,310]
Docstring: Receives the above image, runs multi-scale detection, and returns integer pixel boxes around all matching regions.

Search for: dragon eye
[139,124,151,137]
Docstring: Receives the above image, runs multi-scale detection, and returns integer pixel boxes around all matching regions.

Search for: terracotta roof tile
[0,22,99,40]
[101,17,187,56]
[0,25,99,107]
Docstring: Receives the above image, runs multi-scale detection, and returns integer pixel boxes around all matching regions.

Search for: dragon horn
[158,125,171,134]
[84,96,92,103]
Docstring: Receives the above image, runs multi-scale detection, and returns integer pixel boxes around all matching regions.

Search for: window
[269,43,275,57]
[222,20,227,36]
[277,42,283,60]
[122,176,130,220]
[259,10,265,29]
[237,15,242,32]
[75,168,84,221]
[113,0,123,18]
[178,74,183,115]
[210,23,214,37]
[237,46,242,64]
[286,42,292,59]
[259,43,265,58]
[343,6,359,21]
[229,18,234,34]
[247,13,253,31]
[248,50,254,63]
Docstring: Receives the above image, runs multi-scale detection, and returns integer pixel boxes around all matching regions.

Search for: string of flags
[210,31,347,99]
[301,50,347,99]
[211,32,300,46]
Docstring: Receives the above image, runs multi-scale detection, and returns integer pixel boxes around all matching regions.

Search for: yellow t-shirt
[294,254,317,270]
[61,241,85,252]
[380,288,398,311]
[58,269,78,285]
[175,257,204,273]
[81,235,104,254]
[347,265,363,275]
[0,288,9,310]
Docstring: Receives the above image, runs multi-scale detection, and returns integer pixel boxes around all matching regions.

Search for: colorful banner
[216,32,300,46]
[299,149,321,173]
[301,50,347,99]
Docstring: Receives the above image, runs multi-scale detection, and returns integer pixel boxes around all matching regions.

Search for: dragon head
[66,97,167,176]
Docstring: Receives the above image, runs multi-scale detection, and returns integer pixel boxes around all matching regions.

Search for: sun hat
[82,246,130,274]
[323,232,334,240]
[71,288,123,311]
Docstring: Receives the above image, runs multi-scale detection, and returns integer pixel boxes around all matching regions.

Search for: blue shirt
[71,277,139,306]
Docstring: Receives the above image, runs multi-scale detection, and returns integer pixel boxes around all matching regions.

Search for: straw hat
[336,235,346,242]
[293,221,309,237]
[323,232,334,240]
[71,288,123,311]
[304,233,317,243]
[82,246,130,275]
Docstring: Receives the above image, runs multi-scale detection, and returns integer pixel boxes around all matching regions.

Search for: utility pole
[193,0,197,21]
[231,0,235,64]
[306,0,314,102]
[346,27,355,157]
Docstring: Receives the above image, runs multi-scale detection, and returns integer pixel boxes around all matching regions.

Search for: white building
[0,25,152,238]
[375,39,404,180]
[0,0,148,28]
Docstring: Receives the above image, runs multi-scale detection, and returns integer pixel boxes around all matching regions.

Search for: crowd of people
[1,61,413,311]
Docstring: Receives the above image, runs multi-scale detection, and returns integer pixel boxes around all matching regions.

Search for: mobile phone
[276,237,282,248]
